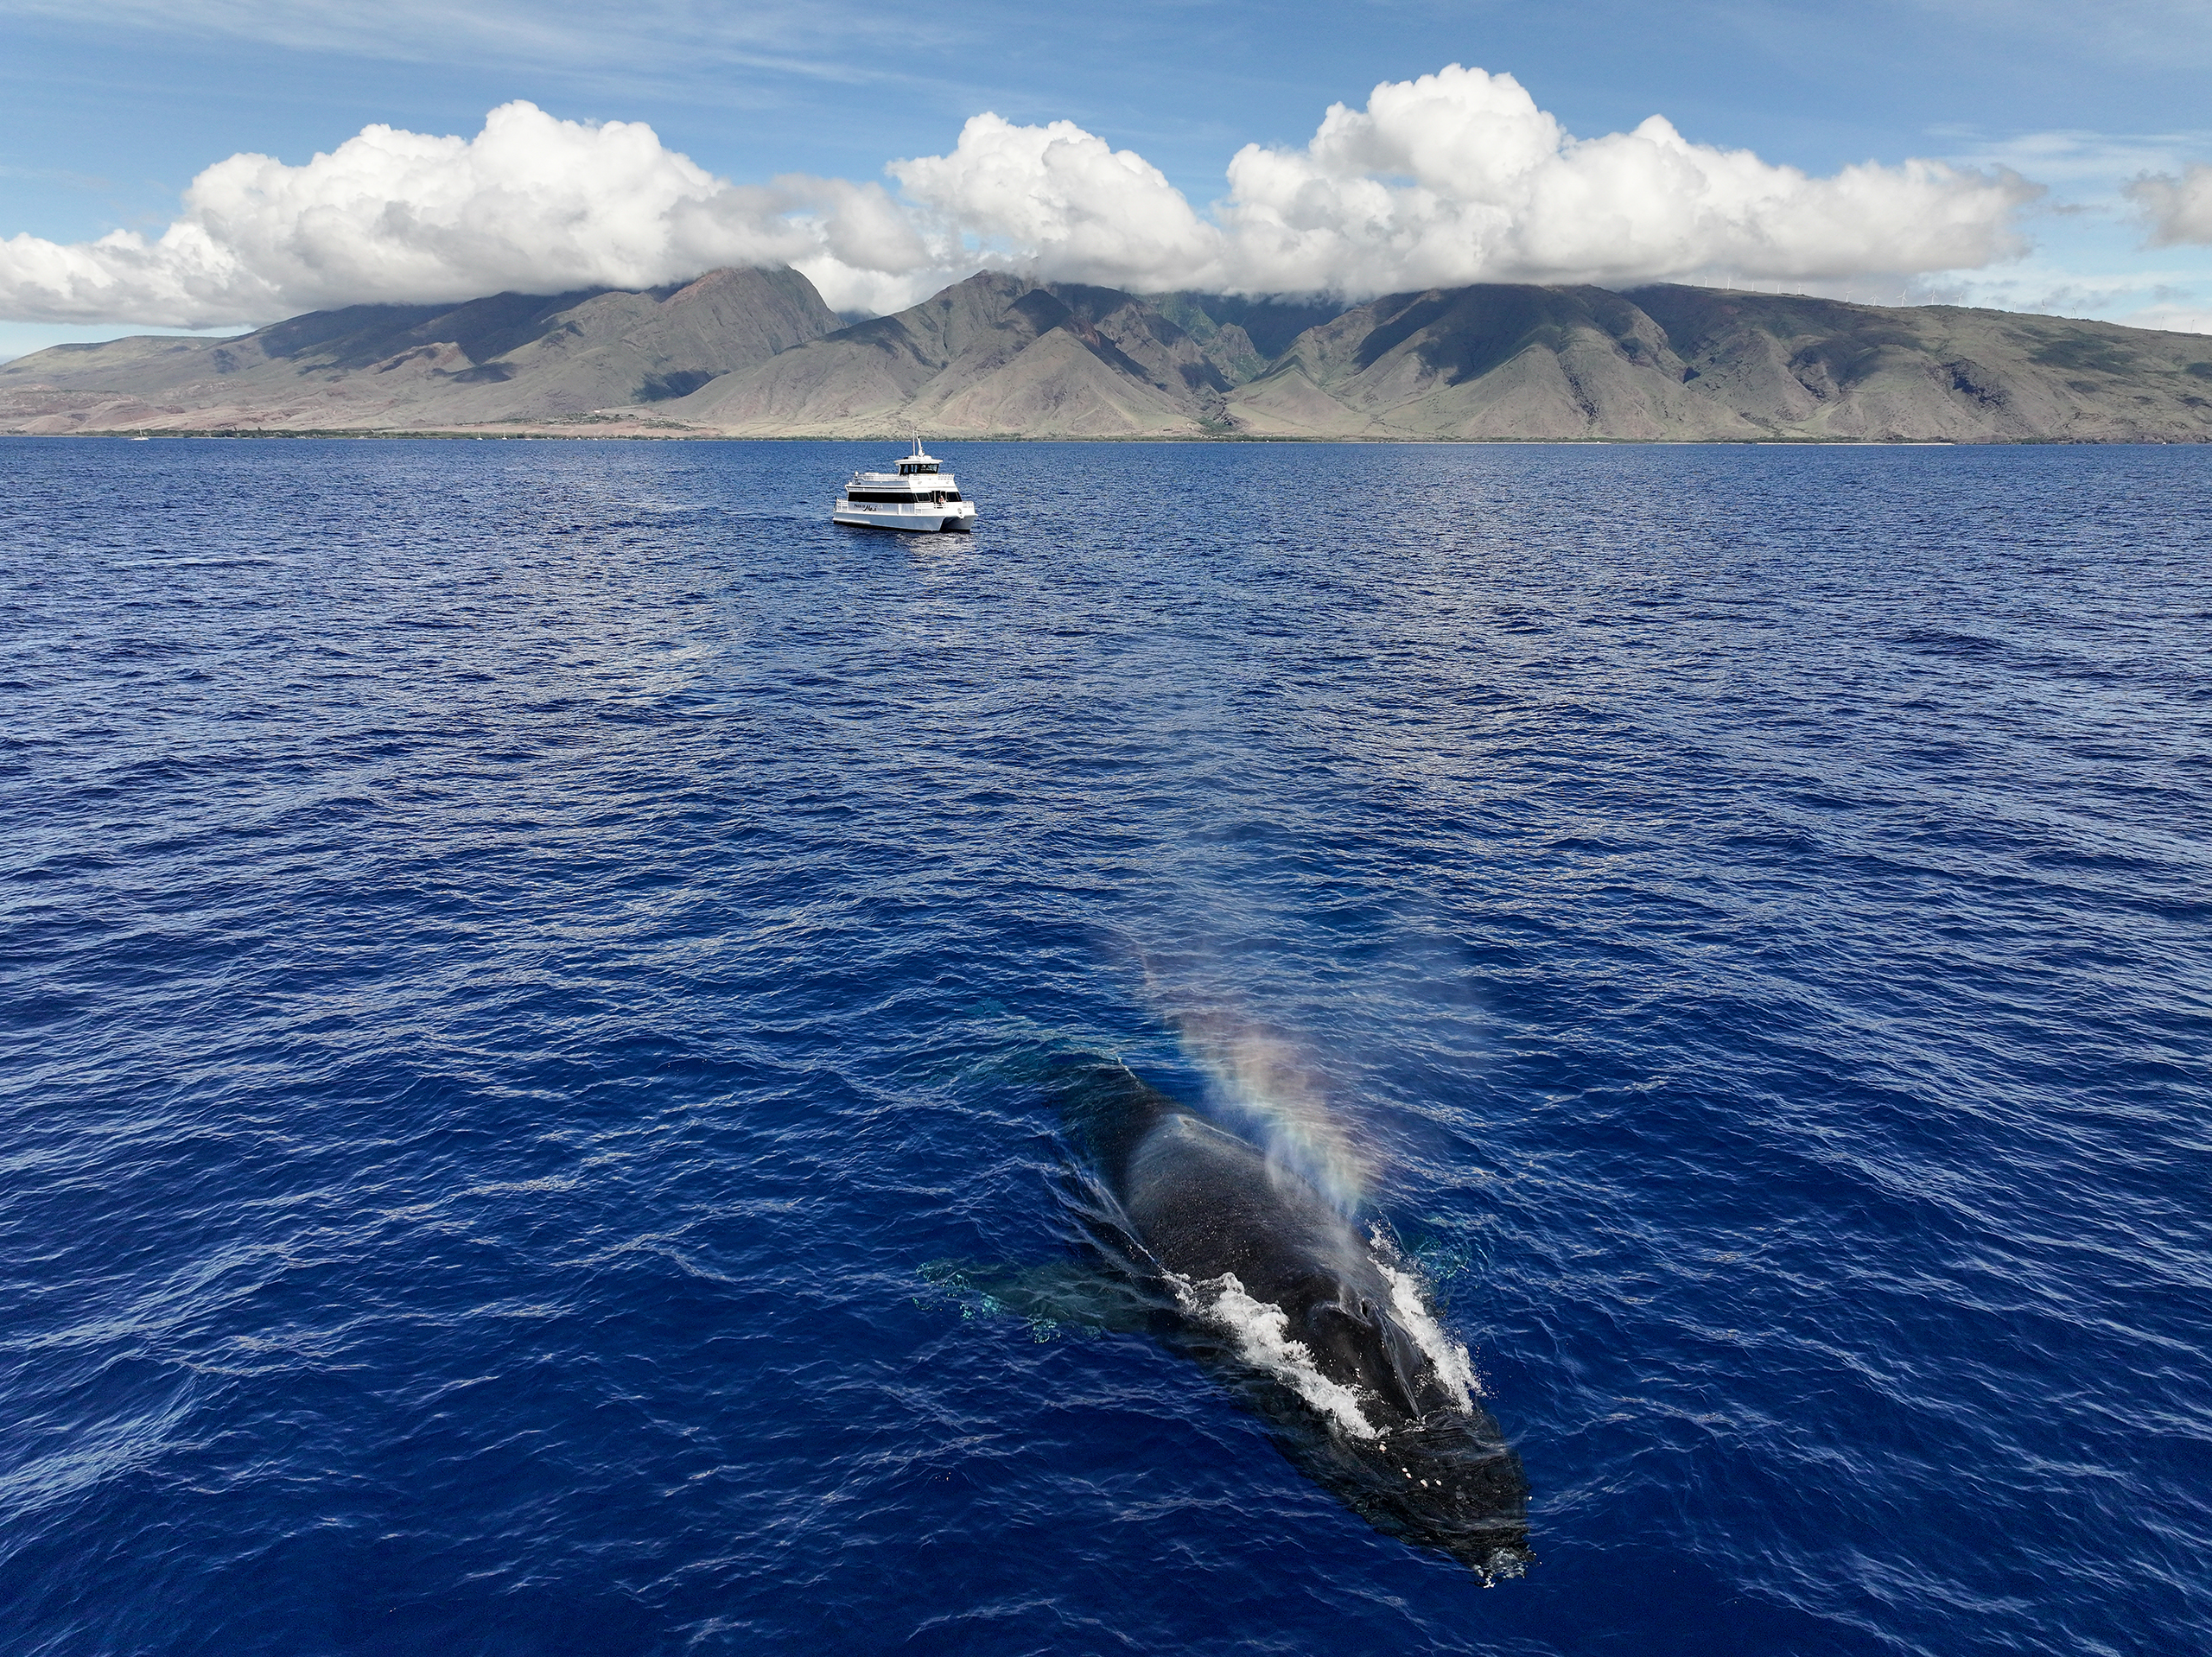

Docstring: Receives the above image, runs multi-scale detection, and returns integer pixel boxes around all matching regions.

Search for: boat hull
[832,504,976,533]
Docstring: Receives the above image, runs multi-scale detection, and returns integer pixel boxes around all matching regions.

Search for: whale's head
[1351,1412,1533,1580]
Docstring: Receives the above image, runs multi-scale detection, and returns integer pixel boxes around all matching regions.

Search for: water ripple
[2,437,2208,1655]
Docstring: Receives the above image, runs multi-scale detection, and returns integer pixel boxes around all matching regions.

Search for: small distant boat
[833,438,976,533]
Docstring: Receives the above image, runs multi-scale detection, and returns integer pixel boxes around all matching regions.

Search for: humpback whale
[1052,1057,1531,1577]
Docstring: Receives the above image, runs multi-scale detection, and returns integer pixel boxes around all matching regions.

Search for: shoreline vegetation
[6,266,2210,444]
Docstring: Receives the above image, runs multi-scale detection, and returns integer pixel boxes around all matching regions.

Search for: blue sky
[3,0,2209,359]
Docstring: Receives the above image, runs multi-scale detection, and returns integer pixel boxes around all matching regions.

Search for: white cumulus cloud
[1219,67,2038,289]
[889,114,1217,293]
[893,67,2039,295]
[2,69,2046,327]
[2126,162,2212,244]
[0,102,827,327]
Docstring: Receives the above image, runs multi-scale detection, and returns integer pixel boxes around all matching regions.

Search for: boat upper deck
[848,438,951,489]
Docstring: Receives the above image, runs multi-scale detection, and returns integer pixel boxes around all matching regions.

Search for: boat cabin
[843,438,961,504]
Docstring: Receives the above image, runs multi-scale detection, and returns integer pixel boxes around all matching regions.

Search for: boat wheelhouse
[832,439,977,534]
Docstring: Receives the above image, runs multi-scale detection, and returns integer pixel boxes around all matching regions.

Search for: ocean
[3,435,2207,1656]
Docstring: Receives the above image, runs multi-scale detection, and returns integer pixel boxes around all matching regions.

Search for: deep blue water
[3,435,2209,1657]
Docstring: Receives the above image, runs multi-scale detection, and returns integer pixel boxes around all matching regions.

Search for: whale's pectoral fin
[919,1258,1161,1338]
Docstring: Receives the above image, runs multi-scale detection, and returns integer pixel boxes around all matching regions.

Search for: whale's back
[1123,1113,1361,1298]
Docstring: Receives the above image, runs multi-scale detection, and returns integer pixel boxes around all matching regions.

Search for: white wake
[1375,1256,1481,1408]
[1169,1271,1381,1440]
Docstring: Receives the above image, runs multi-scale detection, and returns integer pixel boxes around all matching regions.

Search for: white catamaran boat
[833,439,976,533]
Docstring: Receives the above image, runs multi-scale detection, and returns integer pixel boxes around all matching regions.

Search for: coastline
[6,425,2191,445]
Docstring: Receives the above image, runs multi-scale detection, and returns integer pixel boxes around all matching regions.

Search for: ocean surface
[3,435,2209,1657]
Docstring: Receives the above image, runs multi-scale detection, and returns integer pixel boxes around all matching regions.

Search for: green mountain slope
[0,267,838,433]
[1629,285,2212,441]
[3,267,2207,442]
[1227,285,1755,439]
[666,273,1268,436]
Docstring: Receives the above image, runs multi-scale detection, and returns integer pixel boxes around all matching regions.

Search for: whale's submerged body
[1056,1059,1531,1577]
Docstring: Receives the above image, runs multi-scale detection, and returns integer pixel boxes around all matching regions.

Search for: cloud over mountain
[1219,68,2039,289]
[2127,163,2212,245]
[0,103,846,327]
[0,69,2044,327]
[900,67,2039,297]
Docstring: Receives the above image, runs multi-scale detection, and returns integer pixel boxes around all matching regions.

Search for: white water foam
[1171,1272,1380,1440]
[1376,1256,1482,1407]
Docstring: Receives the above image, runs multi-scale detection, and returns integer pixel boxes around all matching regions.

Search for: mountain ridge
[0,266,839,435]
[4,266,2209,442]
